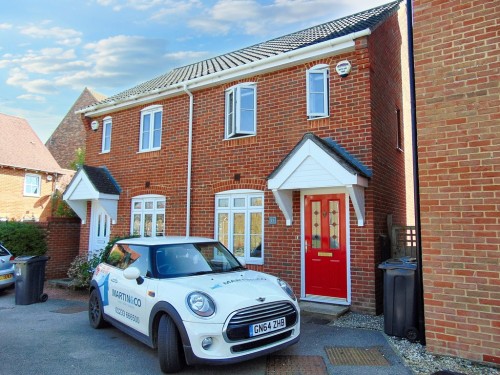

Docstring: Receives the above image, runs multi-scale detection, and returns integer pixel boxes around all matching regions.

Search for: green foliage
[0,221,47,256]
[51,190,77,218]
[67,254,101,289]
[69,147,85,171]
[67,234,137,289]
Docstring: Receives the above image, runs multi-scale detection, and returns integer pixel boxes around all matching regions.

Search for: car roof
[116,236,217,246]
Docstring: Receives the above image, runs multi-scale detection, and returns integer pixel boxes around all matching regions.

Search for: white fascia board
[80,29,370,117]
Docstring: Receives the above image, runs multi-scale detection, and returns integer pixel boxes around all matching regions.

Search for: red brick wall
[0,167,55,221]
[81,11,405,315]
[413,0,500,365]
[368,6,408,313]
[36,217,81,279]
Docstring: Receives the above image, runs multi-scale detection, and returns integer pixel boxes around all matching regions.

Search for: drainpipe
[183,85,194,237]
[407,0,426,345]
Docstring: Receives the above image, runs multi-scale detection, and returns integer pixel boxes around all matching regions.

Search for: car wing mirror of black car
[124,266,144,285]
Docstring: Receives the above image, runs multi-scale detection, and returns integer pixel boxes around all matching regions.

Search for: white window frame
[24,173,41,197]
[101,116,112,153]
[130,195,166,237]
[225,83,257,139]
[139,105,163,152]
[214,190,264,265]
[306,64,329,119]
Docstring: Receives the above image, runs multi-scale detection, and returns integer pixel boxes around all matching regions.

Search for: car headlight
[187,292,215,317]
[277,278,296,301]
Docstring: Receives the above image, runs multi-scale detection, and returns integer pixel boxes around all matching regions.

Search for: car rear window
[0,245,10,256]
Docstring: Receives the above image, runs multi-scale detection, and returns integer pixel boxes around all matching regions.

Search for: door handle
[305,242,308,253]
[110,278,118,283]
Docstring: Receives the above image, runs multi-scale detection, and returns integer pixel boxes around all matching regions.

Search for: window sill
[137,148,161,154]
[307,115,330,121]
[245,259,264,266]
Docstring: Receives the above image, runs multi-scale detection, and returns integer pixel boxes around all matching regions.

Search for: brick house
[413,0,499,366]
[0,113,63,221]
[65,1,409,315]
[46,88,106,169]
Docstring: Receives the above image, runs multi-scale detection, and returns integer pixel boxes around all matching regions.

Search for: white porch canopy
[63,166,120,224]
[267,133,371,226]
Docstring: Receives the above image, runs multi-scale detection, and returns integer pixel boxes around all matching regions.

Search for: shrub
[0,221,47,256]
[67,234,137,289]
[51,191,77,218]
[67,254,101,289]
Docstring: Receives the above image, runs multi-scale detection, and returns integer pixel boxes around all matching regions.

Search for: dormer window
[225,83,256,139]
[306,64,329,119]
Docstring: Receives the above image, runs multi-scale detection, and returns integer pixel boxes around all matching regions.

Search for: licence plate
[0,274,13,281]
[249,317,286,337]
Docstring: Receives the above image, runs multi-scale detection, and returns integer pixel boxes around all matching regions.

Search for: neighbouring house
[46,88,106,169]
[0,113,64,221]
[413,0,499,366]
[65,1,410,315]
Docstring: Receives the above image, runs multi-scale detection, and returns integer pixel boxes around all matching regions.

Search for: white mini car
[89,237,300,373]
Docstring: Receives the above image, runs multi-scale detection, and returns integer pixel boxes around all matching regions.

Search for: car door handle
[110,278,118,283]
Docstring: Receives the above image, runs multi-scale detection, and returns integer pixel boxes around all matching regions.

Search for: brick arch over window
[129,185,169,198]
[211,178,266,194]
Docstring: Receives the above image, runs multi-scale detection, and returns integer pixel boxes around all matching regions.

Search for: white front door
[89,201,111,258]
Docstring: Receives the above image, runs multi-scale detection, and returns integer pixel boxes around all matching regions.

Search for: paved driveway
[0,287,411,375]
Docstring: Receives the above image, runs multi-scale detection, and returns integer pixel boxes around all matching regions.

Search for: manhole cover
[267,355,327,375]
[52,304,87,314]
[325,346,389,366]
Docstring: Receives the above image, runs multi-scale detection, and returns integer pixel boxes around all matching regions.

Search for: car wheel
[89,289,106,329]
[158,314,183,373]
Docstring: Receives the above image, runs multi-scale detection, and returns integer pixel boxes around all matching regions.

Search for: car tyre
[158,314,183,373]
[89,289,106,329]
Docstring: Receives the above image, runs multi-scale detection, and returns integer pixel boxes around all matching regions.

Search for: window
[225,83,256,139]
[131,195,166,237]
[215,190,264,264]
[306,64,329,118]
[102,116,112,153]
[24,174,41,197]
[396,108,403,151]
[140,105,162,152]
[106,243,150,275]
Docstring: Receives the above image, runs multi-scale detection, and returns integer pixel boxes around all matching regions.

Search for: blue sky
[1,0,392,143]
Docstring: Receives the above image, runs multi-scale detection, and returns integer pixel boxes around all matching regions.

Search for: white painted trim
[300,189,351,305]
[63,168,120,224]
[78,30,371,117]
[272,189,293,226]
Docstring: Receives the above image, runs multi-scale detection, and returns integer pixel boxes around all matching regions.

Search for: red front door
[305,194,347,299]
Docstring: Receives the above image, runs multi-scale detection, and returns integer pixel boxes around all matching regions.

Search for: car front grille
[225,301,298,341]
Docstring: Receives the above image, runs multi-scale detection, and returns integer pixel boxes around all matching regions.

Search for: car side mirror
[124,266,144,285]
[236,257,246,267]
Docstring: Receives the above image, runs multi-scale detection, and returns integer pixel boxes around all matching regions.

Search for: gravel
[331,312,499,375]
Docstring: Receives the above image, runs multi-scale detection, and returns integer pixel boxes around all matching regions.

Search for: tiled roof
[81,165,121,195]
[268,132,372,180]
[84,1,400,111]
[0,113,62,173]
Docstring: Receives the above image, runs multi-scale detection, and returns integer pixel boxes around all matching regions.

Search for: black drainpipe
[407,0,426,345]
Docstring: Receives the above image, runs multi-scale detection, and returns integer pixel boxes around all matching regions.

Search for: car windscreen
[154,242,243,278]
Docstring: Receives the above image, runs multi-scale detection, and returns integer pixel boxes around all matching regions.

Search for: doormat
[51,303,87,314]
[266,355,328,375]
[325,346,389,366]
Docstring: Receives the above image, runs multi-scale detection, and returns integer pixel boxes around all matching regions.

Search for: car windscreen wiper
[187,270,216,276]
